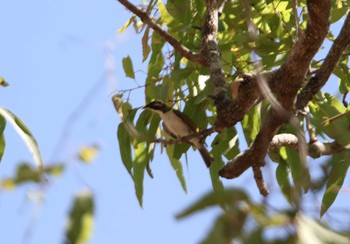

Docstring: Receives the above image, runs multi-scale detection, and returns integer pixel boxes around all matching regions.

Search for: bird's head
[143,100,171,113]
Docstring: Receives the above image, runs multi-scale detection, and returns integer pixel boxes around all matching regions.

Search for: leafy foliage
[115,0,350,226]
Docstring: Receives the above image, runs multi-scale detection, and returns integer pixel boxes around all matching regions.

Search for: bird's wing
[173,109,198,133]
[162,122,178,138]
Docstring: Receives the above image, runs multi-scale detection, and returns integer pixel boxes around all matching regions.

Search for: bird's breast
[160,111,193,138]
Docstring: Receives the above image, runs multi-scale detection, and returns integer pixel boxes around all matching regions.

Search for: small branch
[117,0,206,65]
[150,127,216,146]
[296,11,350,110]
[269,133,346,158]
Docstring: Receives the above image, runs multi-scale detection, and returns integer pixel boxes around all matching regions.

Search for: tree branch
[296,11,350,110]
[117,0,206,65]
[219,0,331,183]
[269,133,346,158]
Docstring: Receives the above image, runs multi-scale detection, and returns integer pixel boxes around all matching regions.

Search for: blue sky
[0,1,349,244]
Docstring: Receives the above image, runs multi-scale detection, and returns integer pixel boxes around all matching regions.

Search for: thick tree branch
[201,0,234,130]
[219,0,331,182]
[269,133,346,158]
[117,0,206,65]
[296,11,350,110]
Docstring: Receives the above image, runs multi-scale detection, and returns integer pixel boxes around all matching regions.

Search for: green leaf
[142,26,151,62]
[320,151,350,217]
[122,56,135,79]
[0,108,43,171]
[241,105,260,145]
[310,93,350,148]
[284,147,310,193]
[0,115,6,162]
[133,142,149,207]
[65,190,94,244]
[201,210,247,244]
[176,188,249,219]
[166,145,187,193]
[330,7,349,24]
[117,123,133,177]
[276,161,294,204]
[158,0,176,26]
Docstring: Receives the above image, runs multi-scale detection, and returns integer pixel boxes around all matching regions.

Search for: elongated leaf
[297,214,350,243]
[0,115,6,162]
[158,0,176,26]
[0,108,43,171]
[133,142,149,207]
[321,151,350,217]
[122,56,135,79]
[142,26,151,62]
[65,191,94,244]
[117,123,133,177]
[310,93,350,148]
[117,15,136,33]
[241,105,260,145]
[176,188,249,219]
[276,161,294,204]
[166,145,187,193]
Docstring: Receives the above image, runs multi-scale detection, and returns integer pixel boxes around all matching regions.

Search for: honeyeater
[144,100,214,167]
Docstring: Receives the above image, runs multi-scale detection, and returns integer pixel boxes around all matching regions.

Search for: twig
[117,0,206,65]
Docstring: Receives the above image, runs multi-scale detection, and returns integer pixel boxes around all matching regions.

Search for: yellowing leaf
[158,0,176,26]
[0,77,9,87]
[117,15,136,33]
[78,145,99,163]
[1,178,15,190]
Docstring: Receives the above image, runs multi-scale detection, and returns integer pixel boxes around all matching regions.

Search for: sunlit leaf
[65,190,94,244]
[78,144,99,163]
[297,214,350,243]
[117,15,136,33]
[321,151,350,217]
[158,0,176,26]
[310,93,350,148]
[44,163,65,176]
[0,108,43,171]
[122,56,135,79]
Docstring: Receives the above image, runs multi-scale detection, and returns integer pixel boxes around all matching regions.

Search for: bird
[143,100,214,167]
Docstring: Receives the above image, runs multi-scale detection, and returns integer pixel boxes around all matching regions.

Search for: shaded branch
[117,0,206,65]
[269,133,346,158]
[296,11,350,110]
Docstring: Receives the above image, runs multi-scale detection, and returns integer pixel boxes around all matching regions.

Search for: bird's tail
[198,146,214,168]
